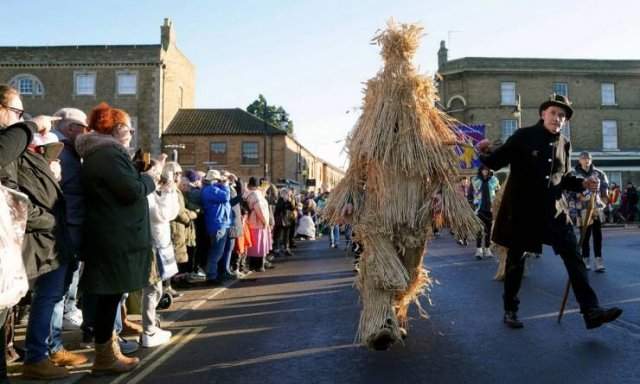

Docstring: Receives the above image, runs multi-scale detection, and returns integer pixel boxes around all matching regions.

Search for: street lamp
[163,144,185,162]
[512,93,522,129]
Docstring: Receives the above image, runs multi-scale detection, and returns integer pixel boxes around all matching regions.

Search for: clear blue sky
[2,0,639,168]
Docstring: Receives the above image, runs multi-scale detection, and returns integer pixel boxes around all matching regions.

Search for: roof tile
[163,108,288,136]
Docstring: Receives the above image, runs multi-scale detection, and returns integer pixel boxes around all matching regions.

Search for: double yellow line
[109,326,204,384]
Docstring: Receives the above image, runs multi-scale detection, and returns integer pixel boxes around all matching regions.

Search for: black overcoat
[481,121,585,253]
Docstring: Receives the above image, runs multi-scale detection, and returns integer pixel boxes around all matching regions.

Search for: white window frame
[601,83,616,106]
[602,120,618,150]
[553,82,568,97]
[500,82,516,105]
[8,74,44,96]
[116,71,137,95]
[501,119,518,141]
[241,142,260,165]
[74,71,96,96]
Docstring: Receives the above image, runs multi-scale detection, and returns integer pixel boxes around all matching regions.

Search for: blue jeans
[220,237,236,275]
[25,264,68,364]
[206,228,229,281]
[344,224,353,245]
[48,260,79,353]
[330,225,340,246]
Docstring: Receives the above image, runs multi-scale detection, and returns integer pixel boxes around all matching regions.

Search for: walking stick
[557,191,597,323]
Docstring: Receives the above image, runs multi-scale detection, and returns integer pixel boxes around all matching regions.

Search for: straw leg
[357,238,407,350]
[395,246,428,327]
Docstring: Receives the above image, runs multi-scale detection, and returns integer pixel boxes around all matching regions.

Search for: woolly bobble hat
[184,169,201,183]
[88,102,128,135]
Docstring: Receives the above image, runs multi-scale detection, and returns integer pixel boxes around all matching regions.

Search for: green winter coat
[170,191,197,264]
[76,133,156,294]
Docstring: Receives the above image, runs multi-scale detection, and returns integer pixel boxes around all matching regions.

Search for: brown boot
[22,358,70,380]
[50,347,89,367]
[92,335,140,376]
[121,319,143,337]
[120,303,143,337]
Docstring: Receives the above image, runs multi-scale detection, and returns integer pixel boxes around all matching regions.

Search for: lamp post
[512,93,522,129]
[163,143,185,162]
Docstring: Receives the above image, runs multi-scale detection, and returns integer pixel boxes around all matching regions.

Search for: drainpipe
[263,120,268,179]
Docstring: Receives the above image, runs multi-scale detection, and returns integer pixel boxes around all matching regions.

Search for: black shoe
[503,311,524,329]
[205,279,223,287]
[156,292,173,310]
[584,307,623,329]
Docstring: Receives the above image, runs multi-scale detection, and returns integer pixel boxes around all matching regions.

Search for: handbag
[0,183,30,309]
[155,244,178,281]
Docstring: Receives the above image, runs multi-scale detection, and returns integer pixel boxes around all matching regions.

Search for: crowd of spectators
[0,85,347,382]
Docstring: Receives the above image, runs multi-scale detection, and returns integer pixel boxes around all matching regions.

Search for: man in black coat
[477,94,622,329]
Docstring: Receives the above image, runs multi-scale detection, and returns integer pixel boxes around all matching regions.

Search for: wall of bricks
[163,133,345,191]
[0,19,194,155]
[441,72,640,150]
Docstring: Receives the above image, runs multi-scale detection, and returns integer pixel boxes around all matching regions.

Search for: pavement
[8,228,640,384]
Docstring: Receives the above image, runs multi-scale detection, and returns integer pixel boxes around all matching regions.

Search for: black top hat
[539,94,573,120]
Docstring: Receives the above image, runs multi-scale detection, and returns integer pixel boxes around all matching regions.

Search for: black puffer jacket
[18,150,72,280]
[0,121,72,280]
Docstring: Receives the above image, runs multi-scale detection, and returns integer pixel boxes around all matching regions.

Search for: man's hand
[582,176,600,193]
[30,115,61,135]
[476,139,491,154]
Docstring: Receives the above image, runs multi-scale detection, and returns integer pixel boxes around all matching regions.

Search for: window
[500,82,516,105]
[241,142,259,165]
[501,119,518,141]
[209,142,227,165]
[602,120,618,150]
[601,83,616,105]
[9,74,44,96]
[553,82,568,97]
[606,171,622,187]
[117,72,137,95]
[75,72,96,95]
[179,143,196,165]
[561,121,571,140]
[179,86,184,107]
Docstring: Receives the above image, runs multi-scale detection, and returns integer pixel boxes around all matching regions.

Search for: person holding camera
[201,169,232,284]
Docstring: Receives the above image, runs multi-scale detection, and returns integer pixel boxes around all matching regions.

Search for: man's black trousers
[503,224,600,313]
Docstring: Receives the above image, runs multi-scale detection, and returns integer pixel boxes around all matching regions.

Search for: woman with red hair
[75,103,154,375]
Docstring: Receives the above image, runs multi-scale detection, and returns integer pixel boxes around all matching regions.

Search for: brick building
[437,41,640,185]
[162,108,345,192]
[0,18,194,154]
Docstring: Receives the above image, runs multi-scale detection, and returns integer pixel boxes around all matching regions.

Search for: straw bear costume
[325,22,480,350]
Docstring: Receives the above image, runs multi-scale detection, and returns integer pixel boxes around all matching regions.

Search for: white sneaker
[141,329,172,348]
[594,257,606,273]
[483,248,493,257]
[62,309,83,330]
[583,258,591,270]
[474,248,483,259]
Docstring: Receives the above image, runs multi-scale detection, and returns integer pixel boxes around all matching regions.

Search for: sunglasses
[1,104,25,119]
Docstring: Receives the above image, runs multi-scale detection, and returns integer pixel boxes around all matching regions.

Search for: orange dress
[234,218,253,255]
